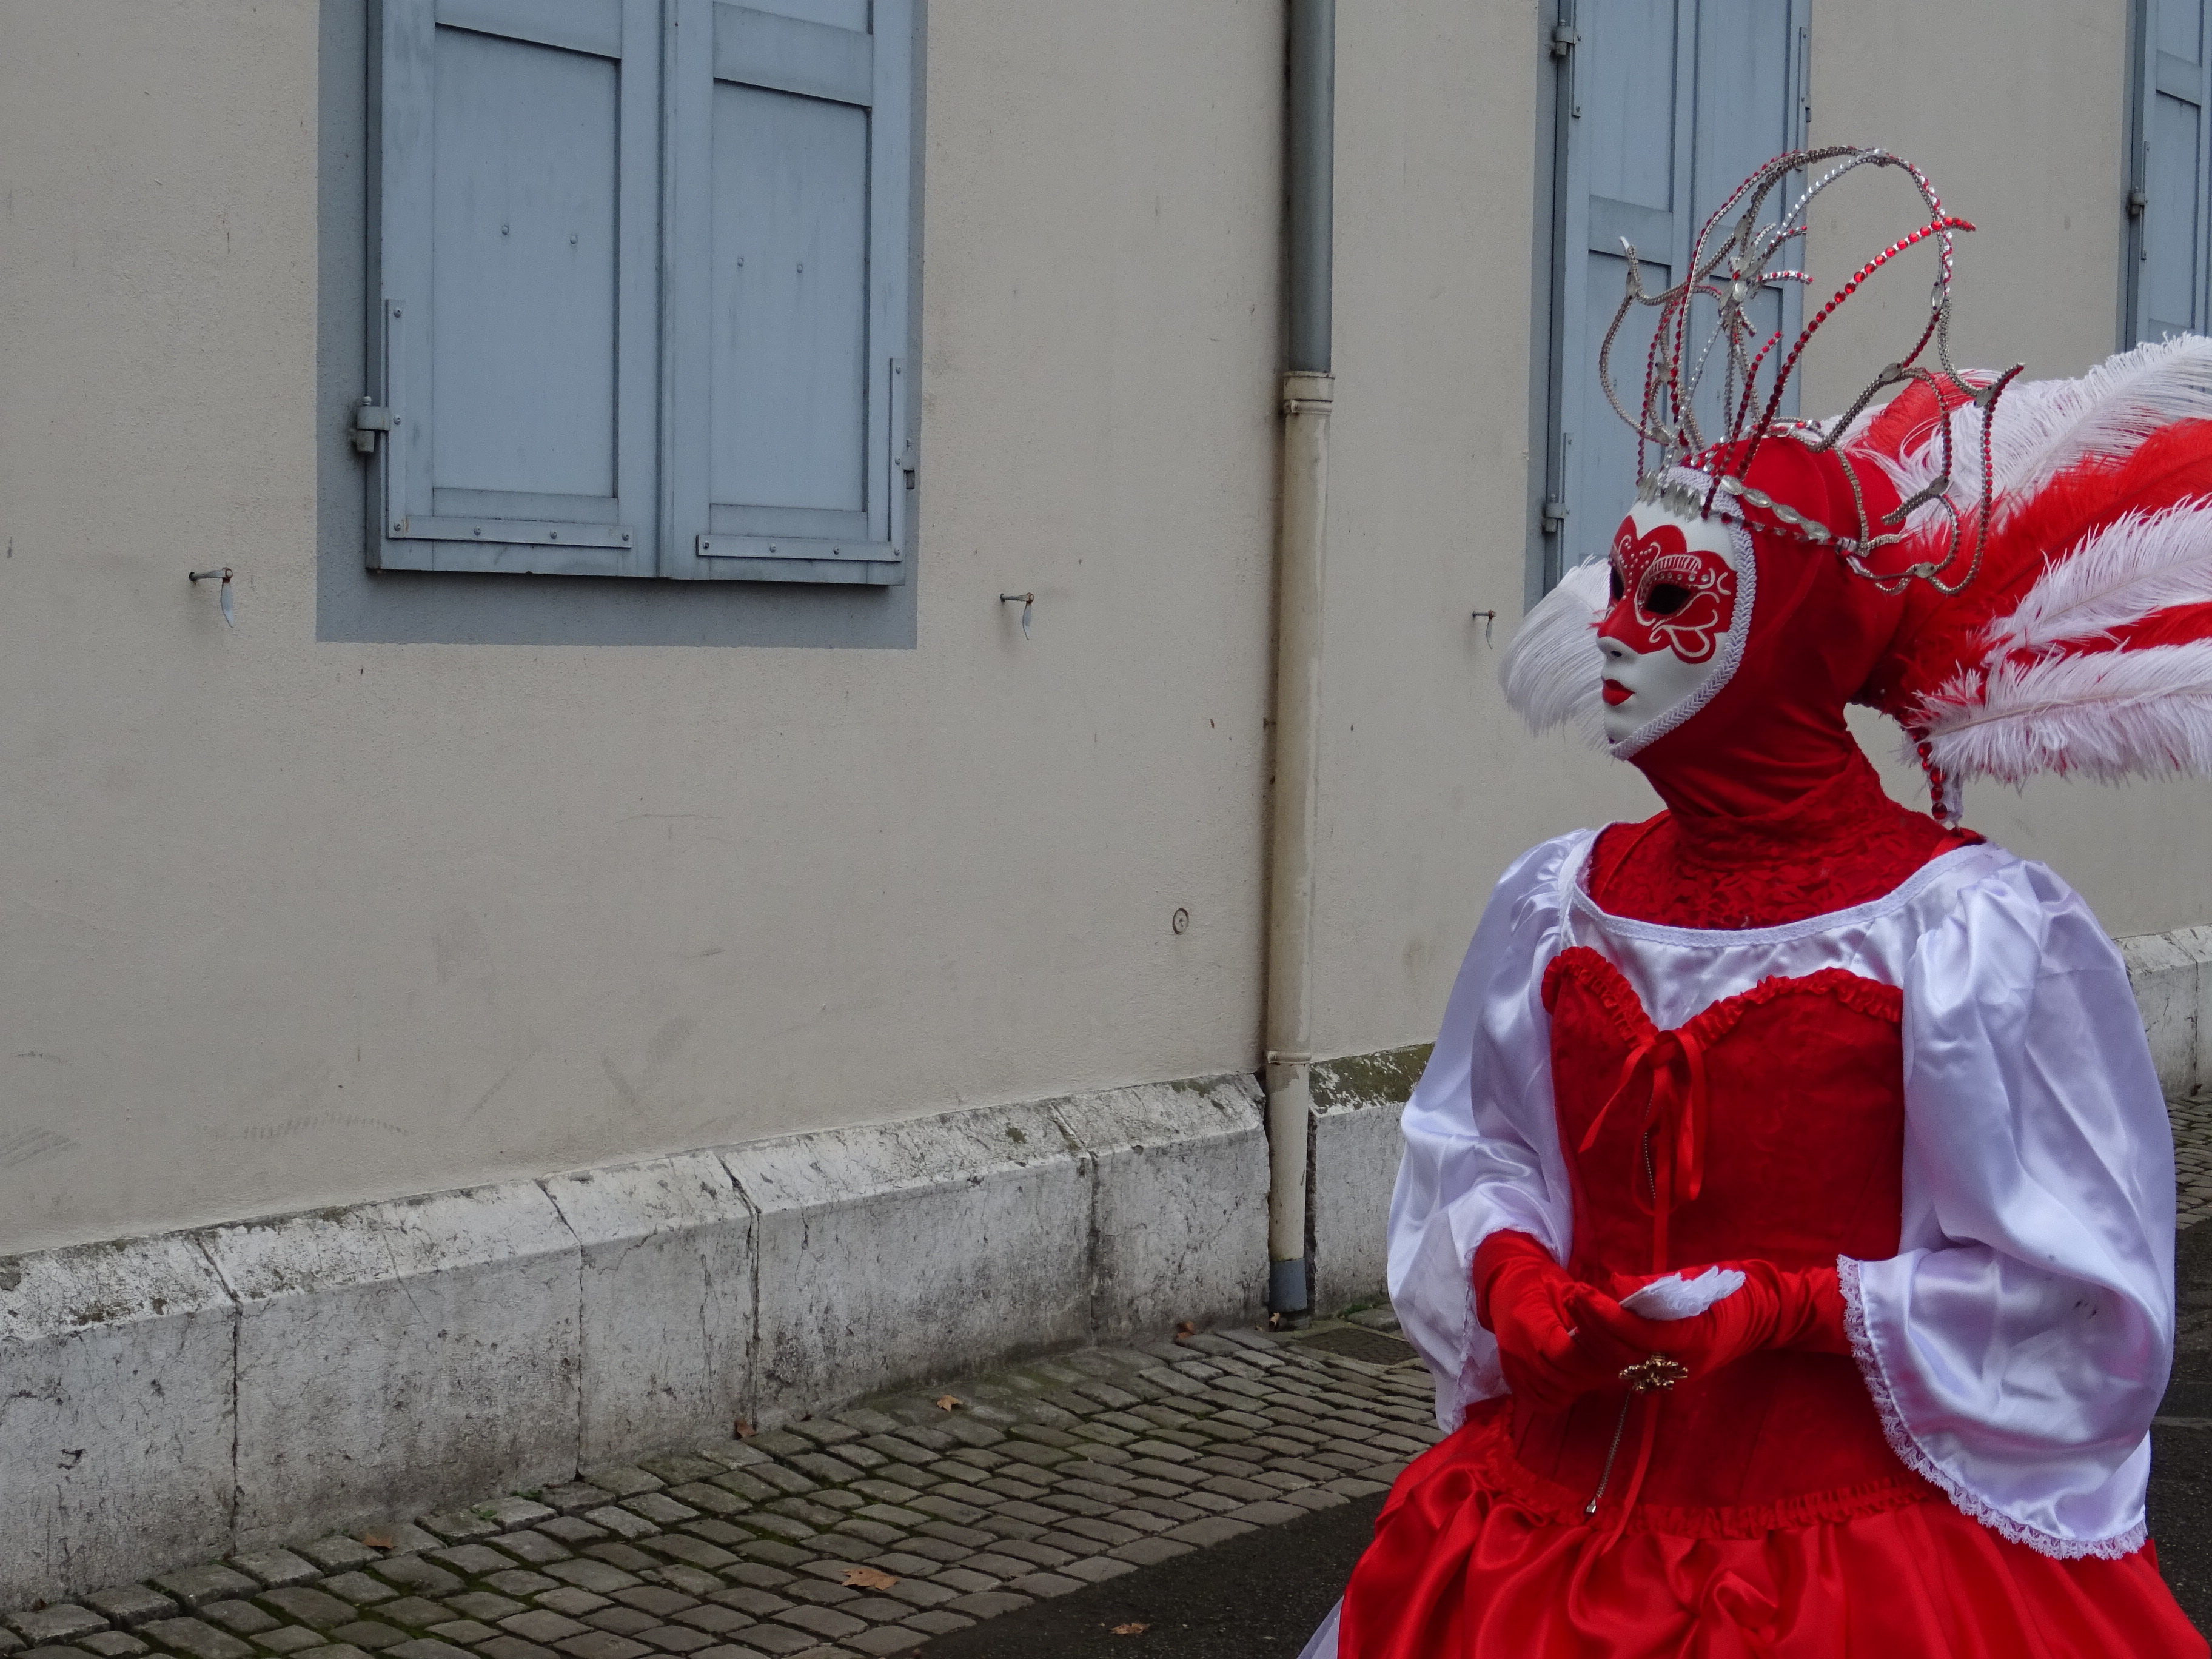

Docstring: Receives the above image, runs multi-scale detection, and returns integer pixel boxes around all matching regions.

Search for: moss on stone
[1310,1044,1433,1113]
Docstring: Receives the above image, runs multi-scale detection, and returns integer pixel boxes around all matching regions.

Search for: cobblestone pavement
[2175,1092,2212,1231]
[1,1326,1439,1659]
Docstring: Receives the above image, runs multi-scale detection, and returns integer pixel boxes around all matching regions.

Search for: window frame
[361,0,919,587]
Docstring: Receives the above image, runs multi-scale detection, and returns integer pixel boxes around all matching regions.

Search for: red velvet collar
[1589,749,1979,931]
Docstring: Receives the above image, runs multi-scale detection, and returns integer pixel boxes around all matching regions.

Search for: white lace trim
[1440,1232,1509,1433]
[1445,1266,1481,1433]
[1836,1256,2150,1562]
[1610,472,1758,761]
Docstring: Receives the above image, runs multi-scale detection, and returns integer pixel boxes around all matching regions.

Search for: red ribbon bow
[1578,1024,1710,1272]
[1570,1025,1712,1552]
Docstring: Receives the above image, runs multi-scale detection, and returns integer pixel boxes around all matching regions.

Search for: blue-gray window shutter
[1683,0,1808,444]
[370,0,661,575]
[660,0,915,584]
[2130,0,2212,343]
[1550,0,1695,586]
[1544,0,1809,586]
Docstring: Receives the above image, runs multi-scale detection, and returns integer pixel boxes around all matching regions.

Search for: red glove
[1472,1232,1647,1412]
[1569,1261,1849,1386]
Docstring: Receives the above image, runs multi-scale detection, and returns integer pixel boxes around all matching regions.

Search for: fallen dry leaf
[361,1530,394,1550]
[936,1395,962,1411]
[733,1418,756,1439]
[1112,1623,1148,1635]
[1174,1321,1198,1341]
[842,1566,900,1590]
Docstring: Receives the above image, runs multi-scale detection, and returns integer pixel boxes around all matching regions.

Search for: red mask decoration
[1603,520,1738,665]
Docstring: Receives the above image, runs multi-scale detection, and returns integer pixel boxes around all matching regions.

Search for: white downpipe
[1267,370,1333,1317]
[1267,0,1333,1320]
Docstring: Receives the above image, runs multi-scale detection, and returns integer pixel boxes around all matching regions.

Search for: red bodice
[1502,757,1965,1523]
[1512,945,1929,1523]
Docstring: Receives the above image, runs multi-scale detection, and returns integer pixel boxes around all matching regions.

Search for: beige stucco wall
[1309,0,1651,1058]
[0,0,2199,1259]
[0,0,1283,1256]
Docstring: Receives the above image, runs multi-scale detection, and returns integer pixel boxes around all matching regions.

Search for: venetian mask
[1597,506,1744,748]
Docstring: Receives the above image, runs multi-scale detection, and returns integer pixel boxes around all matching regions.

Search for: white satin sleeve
[1846,855,2177,1560]
[1388,831,1588,1433]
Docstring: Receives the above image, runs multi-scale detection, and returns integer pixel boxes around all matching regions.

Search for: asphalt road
[932,1218,2212,1657]
[917,1487,1384,1658]
[2150,1215,2212,1636]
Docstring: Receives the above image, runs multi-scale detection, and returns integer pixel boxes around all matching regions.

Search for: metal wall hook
[190,566,235,628]
[1472,608,1498,646]
[999,591,1034,639]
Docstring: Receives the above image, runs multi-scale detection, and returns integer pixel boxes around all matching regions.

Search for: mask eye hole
[1608,565,1625,605]
[1642,581,1691,617]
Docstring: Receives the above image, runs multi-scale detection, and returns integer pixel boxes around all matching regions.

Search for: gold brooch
[1619,1354,1691,1393]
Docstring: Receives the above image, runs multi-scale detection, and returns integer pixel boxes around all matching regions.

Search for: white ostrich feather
[1915,640,2212,783]
[1984,335,2212,520]
[1500,558,1609,744]
[1986,501,2212,657]
[1849,335,2212,537]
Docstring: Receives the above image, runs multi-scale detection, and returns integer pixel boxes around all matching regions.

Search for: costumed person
[1300,147,2212,1657]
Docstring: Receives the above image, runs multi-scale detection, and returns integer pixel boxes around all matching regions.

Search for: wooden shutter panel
[370,0,660,575]
[1552,0,1696,581]
[662,0,915,584]
[1684,0,1809,441]
[1543,0,1808,586]
[2132,0,2212,343]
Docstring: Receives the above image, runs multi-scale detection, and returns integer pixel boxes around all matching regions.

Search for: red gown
[1337,780,2207,1658]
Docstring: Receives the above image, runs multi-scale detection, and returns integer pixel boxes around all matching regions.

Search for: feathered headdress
[1504,145,2212,817]
[1855,338,2212,806]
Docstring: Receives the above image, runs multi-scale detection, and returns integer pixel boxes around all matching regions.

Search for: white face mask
[1595,504,1749,750]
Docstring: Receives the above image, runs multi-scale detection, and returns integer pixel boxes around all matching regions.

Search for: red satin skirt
[1338,1399,2207,1658]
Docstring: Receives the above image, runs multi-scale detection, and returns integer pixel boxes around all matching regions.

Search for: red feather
[1863,418,2212,724]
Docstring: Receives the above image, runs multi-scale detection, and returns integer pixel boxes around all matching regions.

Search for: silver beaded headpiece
[1600,146,2019,595]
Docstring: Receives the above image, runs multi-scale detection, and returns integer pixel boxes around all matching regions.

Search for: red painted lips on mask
[1601,519,1738,665]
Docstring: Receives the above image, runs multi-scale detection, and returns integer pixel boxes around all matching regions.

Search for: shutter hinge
[1541,499,1570,532]
[897,435,917,488]
[2128,187,2148,220]
[1550,23,1579,57]
[351,397,394,455]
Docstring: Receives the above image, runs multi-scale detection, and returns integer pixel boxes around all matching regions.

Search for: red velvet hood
[1627,440,1910,820]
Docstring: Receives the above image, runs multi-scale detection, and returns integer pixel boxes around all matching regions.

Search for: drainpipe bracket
[1281,370,1336,416]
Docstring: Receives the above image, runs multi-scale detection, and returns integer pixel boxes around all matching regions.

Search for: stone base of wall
[2119,926,2212,1099]
[0,1075,1266,1605]
[1308,1044,1429,1316]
